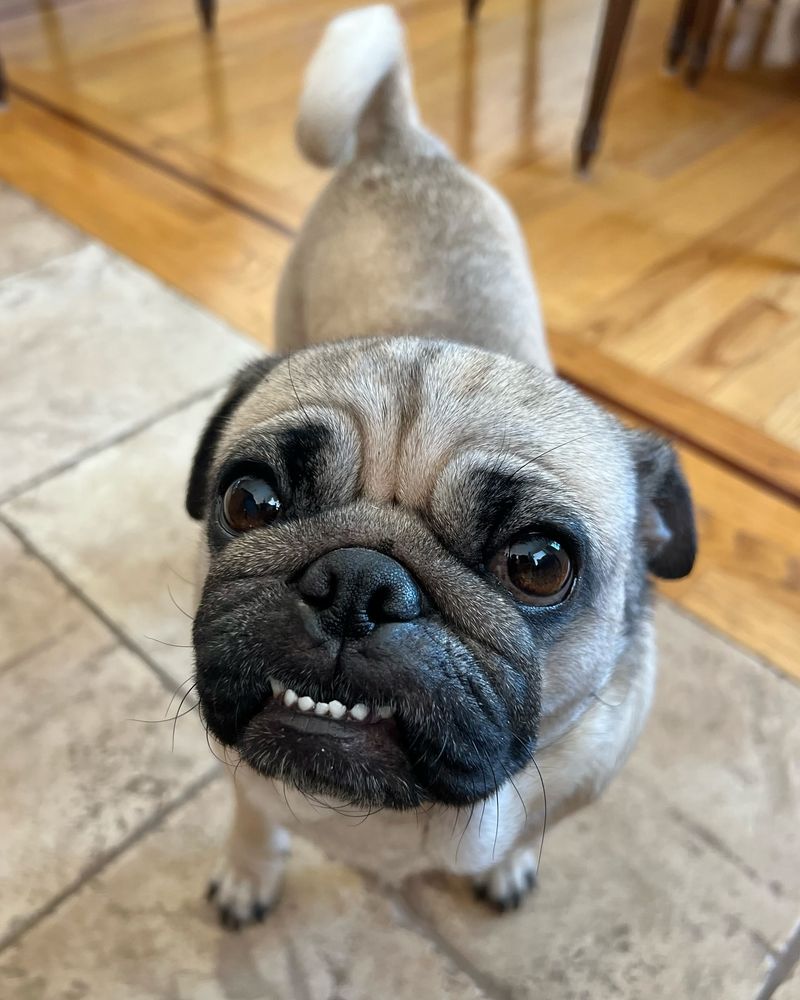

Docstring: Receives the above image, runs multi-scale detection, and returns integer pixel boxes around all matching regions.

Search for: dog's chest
[245,773,527,882]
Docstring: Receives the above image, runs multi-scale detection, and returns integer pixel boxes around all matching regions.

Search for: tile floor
[0,182,798,999]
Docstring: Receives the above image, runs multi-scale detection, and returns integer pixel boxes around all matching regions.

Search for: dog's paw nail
[473,847,538,914]
[219,907,238,931]
[206,859,284,930]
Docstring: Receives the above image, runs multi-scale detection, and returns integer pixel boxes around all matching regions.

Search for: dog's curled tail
[296,5,421,167]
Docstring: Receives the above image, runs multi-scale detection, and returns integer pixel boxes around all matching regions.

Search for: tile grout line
[0,378,232,507]
[754,917,800,1000]
[0,241,89,289]
[0,513,183,696]
[657,593,800,689]
[390,886,514,1000]
[0,767,220,955]
[627,771,785,912]
[0,623,80,680]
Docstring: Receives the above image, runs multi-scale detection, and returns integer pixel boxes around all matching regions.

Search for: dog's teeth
[350,703,369,722]
[297,696,315,713]
[378,705,394,719]
[270,678,286,697]
[283,689,298,708]
[328,700,346,720]
[314,702,330,716]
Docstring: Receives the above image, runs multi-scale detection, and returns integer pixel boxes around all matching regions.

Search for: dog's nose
[297,547,422,639]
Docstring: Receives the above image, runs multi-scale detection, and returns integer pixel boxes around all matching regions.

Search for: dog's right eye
[221,476,282,534]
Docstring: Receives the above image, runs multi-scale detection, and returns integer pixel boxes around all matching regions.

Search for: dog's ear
[628,430,697,580]
[186,355,281,521]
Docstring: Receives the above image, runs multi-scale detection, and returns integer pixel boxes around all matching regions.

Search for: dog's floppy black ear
[629,430,697,580]
[186,355,281,521]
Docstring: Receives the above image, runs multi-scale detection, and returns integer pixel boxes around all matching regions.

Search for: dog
[186,5,696,928]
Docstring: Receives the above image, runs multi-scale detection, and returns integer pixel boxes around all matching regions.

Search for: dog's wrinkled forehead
[219,338,636,544]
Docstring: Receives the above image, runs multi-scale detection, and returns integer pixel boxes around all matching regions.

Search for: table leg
[576,0,638,172]
[665,0,699,70]
[197,0,216,32]
[685,0,723,86]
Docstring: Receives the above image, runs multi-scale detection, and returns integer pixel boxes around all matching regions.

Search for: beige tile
[404,602,800,998]
[406,775,794,1000]
[0,783,487,1000]
[4,396,218,686]
[0,603,212,945]
[0,522,86,676]
[0,182,86,280]
[0,242,258,497]
[634,601,800,900]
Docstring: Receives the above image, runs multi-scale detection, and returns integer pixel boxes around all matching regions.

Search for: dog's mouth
[235,675,417,808]
[266,677,396,726]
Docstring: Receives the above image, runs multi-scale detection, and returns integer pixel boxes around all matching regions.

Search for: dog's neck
[535,608,654,754]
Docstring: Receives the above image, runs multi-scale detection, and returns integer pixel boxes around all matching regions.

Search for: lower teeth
[269,683,393,724]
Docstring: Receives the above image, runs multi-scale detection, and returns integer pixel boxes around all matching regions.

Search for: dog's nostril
[297,565,337,610]
[367,582,419,624]
[297,548,422,639]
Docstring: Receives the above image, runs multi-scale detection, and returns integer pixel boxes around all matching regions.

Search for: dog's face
[187,338,695,810]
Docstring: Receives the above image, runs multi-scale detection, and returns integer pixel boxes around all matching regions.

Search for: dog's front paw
[473,846,538,913]
[207,855,286,931]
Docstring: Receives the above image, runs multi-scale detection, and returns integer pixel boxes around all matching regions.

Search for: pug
[187,4,695,928]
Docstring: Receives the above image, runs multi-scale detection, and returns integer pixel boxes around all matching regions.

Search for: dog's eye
[491,535,574,606]
[221,476,282,533]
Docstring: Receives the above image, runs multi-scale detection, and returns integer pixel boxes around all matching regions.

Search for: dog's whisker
[166,563,195,587]
[455,800,477,865]
[127,703,198,727]
[286,353,314,429]
[591,689,625,709]
[166,583,195,622]
[144,635,194,649]
[530,755,548,875]
[203,723,232,769]
[172,683,199,751]
[500,761,528,826]
[164,675,198,719]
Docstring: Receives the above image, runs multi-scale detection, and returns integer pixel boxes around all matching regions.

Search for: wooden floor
[1,0,799,679]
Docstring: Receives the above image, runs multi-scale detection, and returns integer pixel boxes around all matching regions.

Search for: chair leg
[0,53,7,107]
[576,0,637,173]
[197,0,216,32]
[685,0,723,86]
[665,0,699,70]
[465,0,484,22]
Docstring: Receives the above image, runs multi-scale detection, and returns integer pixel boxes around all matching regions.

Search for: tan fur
[195,6,669,921]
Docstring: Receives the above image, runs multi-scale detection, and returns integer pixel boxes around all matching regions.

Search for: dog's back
[275,5,551,370]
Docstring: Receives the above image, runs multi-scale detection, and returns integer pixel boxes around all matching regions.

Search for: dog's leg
[472,841,540,913]
[207,776,290,930]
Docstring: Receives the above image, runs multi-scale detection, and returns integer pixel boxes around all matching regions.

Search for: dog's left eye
[490,534,575,606]
[221,476,282,533]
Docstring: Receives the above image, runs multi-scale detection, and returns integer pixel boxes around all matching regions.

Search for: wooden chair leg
[576,0,637,173]
[465,0,484,22]
[197,0,217,32]
[665,0,700,70]
[0,53,7,107]
[685,0,723,86]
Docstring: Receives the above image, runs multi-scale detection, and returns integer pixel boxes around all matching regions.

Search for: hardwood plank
[660,444,800,683]
[551,334,800,502]
[0,96,288,340]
